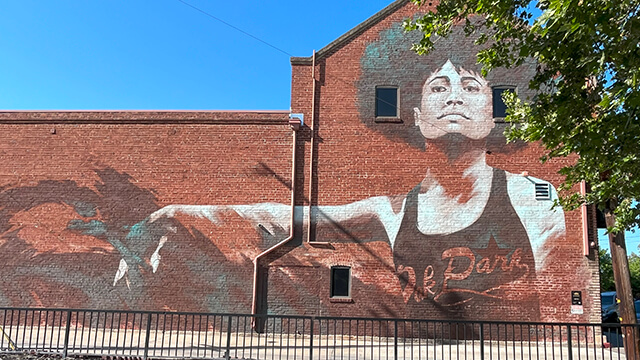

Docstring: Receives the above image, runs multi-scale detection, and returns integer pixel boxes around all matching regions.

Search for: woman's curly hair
[356,21,537,151]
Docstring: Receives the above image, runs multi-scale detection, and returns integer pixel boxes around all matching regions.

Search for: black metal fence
[0,307,637,360]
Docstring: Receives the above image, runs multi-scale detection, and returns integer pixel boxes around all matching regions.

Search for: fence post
[225,315,232,360]
[566,324,573,360]
[143,313,152,360]
[479,323,485,360]
[309,318,314,360]
[62,310,72,358]
[394,320,398,360]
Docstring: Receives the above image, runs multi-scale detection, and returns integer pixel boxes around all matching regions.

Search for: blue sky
[599,229,640,255]
[0,0,392,110]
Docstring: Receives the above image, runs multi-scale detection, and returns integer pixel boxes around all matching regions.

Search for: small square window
[375,87,398,118]
[492,87,515,118]
[330,266,351,298]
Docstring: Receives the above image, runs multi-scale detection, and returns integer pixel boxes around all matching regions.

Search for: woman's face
[414,60,494,140]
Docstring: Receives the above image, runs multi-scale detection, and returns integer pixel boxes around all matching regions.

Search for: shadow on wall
[0,168,256,313]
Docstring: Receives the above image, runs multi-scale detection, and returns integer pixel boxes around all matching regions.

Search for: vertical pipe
[306,50,317,243]
[251,119,300,328]
[580,181,590,256]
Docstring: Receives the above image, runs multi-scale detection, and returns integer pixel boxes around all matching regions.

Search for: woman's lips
[437,113,470,121]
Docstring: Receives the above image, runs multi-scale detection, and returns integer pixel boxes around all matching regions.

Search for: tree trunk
[604,199,640,357]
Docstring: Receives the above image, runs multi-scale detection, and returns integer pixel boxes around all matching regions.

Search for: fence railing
[0,307,637,360]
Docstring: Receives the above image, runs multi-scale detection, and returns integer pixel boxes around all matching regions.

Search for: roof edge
[291,0,410,65]
[0,110,291,125]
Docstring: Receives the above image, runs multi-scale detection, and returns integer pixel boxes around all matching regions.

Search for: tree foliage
[630,253,640,296]
[405,0,640,232]
[599,249,616,291]
[601,249,640,296]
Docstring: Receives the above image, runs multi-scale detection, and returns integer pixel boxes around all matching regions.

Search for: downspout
[251,117,301,321]
[306,50,317,243]
[580,180,590,256]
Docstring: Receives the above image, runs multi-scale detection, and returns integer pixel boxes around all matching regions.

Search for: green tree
[404,0,639,349]
[600,249,616,291]
[629,253,640,296]
[599,250,640,296]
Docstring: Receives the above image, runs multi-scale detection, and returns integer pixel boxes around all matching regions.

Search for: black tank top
[393,169,540,321]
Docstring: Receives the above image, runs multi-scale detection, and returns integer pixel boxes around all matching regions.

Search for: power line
[175,0,294,57]
[175,0,457,137]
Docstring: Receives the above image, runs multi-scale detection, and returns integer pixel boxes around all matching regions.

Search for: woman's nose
[445,87,464,105]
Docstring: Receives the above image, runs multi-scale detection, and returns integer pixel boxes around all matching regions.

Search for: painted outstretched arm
[147,203,292,235]
[113,196,405,287]
[506,174,567,271]
[113,203,291,287]
[310,195,406,247]
[147,196,406,246]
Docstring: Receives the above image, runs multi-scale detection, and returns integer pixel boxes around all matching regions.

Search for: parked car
[601,291,640,323]
[601,291,618,323]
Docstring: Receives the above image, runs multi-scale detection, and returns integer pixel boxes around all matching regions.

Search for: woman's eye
[464,85,480,92]
[431,86,447,93]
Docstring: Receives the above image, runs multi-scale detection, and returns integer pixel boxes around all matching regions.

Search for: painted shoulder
[505,172,566,270]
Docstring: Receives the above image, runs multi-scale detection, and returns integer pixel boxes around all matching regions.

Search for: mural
[0,19,572,321]
[116,23,565,320]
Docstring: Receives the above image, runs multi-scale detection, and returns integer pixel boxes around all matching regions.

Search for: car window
[602,294,616,307]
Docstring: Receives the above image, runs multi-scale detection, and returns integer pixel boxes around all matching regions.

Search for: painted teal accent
[360,22,406,70]
[362,45,382,69]
[217,273,228,283]
[125,221,149,241]
[67,219,107,236]
[66,219,145,265]
[69,201,97,217]
[108,235,144,264]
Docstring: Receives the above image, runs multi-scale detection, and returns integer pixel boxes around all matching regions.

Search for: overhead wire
[175,0,294,57]
[174,0,458,136]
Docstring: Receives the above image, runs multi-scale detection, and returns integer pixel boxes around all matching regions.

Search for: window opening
[330,266,351,298]
[375,87,398,118]
[492,87,515,118]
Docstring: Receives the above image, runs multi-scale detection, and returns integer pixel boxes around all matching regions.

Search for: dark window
[375,87,398,117]
[330,266,351,298]
[492,87,515,118]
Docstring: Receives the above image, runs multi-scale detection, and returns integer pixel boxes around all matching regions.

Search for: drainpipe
[580,181,590,256]
[306,50,317,243]
[251,117,301,327]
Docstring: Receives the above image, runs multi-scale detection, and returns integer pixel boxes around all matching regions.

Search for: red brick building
[0,0,600,323]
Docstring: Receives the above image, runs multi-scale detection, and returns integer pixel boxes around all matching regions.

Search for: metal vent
[535,183,551,200]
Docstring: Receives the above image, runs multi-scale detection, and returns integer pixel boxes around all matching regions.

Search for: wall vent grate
[535,183,551,200]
